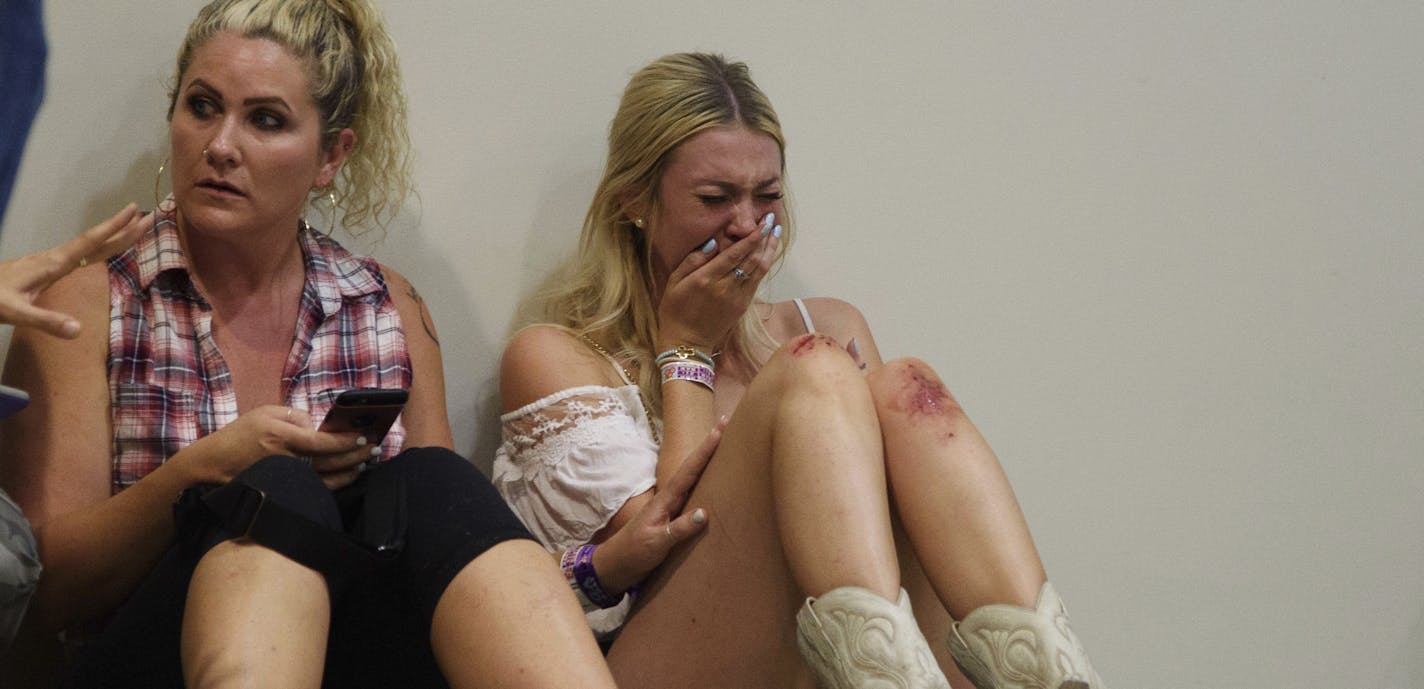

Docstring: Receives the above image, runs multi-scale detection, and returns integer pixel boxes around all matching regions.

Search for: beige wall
[3,2,1421,686]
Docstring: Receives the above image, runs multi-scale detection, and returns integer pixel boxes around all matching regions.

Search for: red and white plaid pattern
[106,212,411,494]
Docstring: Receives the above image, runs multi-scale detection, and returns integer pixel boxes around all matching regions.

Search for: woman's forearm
[25,456,199,632]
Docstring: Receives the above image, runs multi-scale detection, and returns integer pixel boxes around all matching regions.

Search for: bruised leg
[868,357,1046,618]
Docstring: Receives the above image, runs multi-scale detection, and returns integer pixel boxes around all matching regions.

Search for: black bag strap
[199,480,379,591]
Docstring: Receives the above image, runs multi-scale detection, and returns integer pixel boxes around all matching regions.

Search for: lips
[197,178,245,197]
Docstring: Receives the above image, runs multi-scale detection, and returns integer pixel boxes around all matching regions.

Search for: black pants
[67,448,533,689]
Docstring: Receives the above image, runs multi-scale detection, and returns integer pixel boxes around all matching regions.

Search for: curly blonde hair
[538,52,794,418]
[167,0,412,233]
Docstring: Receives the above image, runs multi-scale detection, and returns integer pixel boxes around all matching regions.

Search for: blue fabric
[0,0,48,230]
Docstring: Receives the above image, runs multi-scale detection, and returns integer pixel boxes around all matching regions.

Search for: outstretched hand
[593,417,727,597]
[0,203,152,337]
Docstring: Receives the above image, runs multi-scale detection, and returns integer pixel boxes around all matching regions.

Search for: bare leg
[430,539,617,689]
[897,522,974,688]
[868,357,1047,617]
[182,540,329,689]
[609,335,902,689]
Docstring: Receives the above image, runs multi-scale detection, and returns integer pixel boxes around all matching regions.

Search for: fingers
[280,406,314,428]
[666,235,721,285]
[670,212,782,288]
[725,213,781,286]
[665,506,708,543]
[0,300,84,339]
[846,337,867,371]
[658,416,727,503]
[53,203,153,269]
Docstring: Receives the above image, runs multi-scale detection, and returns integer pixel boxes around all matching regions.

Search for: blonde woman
[494,53,1106,689]
[0,2,639,687]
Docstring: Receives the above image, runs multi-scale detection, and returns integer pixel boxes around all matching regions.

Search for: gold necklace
[576,332,635,383]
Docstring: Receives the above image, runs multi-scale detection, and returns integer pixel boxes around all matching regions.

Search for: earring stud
[634,217,645,228]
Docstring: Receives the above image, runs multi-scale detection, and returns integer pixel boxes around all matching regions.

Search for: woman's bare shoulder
[499,325,626,412]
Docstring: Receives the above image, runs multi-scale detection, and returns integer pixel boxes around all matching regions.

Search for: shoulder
[40,262,113,329]
[500,325,624,412]
[6,262,111,385]
[377,263,418,307]
[765,296,871,338]
[376,262,441,345]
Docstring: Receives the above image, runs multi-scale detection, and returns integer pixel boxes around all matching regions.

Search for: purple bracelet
[566,544,621,609]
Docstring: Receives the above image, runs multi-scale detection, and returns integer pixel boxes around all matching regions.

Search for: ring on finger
[665,523,673,539]
[297,455,312,466]
[732,266,751,281]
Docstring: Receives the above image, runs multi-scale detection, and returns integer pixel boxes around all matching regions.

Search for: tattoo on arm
[406,285,440,347]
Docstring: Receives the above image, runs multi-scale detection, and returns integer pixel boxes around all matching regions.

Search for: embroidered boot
[946,582,1104,689]
[796,586,952,689]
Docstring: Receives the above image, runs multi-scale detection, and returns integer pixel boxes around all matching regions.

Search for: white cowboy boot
[796,586,952,689]
[946,582,1104,689]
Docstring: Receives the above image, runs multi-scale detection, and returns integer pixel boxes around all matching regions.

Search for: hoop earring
[153,156,170,209]
[308,189,338,235]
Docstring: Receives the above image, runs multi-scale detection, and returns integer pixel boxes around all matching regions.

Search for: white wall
[4,3,1421,687]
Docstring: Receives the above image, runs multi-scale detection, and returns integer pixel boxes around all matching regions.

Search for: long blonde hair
[539,52,794,418]
[167,0,412,233]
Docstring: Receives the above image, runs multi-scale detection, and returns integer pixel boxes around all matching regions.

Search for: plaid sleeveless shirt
[106,211,411,493]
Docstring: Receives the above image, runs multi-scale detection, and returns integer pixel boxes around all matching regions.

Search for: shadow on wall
[340,202,503,476]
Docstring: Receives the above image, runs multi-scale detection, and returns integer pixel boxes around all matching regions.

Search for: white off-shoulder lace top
[491,358,659,636]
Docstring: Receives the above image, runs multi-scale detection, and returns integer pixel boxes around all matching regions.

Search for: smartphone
[317,388,408,445]
[0,384,30,419]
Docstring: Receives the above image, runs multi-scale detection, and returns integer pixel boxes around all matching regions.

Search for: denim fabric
[0,0,48,229]
[0,488,40,657]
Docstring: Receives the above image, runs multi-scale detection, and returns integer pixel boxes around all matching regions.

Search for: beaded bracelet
[654,345,715,370]
[660,360,715,391]
[560,544,621,610]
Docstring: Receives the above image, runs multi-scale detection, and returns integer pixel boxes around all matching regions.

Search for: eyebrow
[186,79,294,112]
[695,176,782,190]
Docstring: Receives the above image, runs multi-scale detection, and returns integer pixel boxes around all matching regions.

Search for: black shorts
[67,447,533,689]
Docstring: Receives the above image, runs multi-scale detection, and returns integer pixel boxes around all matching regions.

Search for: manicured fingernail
[355,435,368,447]
[700,238,717,254]
[847,337,860,358]
[692,508,706,524]
[772,224,783,239]
[761,213,775,235]
[369,445,381,457]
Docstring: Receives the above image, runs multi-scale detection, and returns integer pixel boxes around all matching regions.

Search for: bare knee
[758,333,865,398]
[867,358,966,428]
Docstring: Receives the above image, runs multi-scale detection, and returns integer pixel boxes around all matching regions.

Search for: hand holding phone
[317,388,408,445]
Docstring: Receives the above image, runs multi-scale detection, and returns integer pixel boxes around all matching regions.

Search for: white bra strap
[793,298,816,334]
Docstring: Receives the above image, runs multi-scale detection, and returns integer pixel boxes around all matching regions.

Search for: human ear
[315,128,356,188]
[617,189,648,229]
